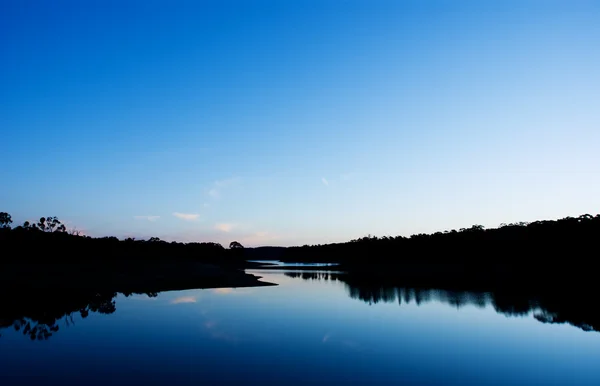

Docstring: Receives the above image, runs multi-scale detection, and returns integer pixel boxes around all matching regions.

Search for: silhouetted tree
[0,212,12,229]
[229,241,244,249]
[35,216,66,233]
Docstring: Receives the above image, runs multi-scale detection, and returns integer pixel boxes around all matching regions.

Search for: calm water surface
[1,269,599,385]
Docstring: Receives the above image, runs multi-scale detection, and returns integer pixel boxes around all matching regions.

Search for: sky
[1,0,599,247]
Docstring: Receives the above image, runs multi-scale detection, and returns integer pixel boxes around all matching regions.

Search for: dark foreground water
[1,269,600,385]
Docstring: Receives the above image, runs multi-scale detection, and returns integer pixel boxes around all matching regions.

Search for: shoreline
[0,262,277,292]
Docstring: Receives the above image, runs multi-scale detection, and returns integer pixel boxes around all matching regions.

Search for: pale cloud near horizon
[134,215,160,221]
[322,177,329,186]
[207,177,240,199]
[215,223,235,232]
[173,212,200,221]
[212,288,233,295]
[171,296,197,304]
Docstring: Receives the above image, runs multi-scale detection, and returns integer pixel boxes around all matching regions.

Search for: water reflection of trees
[0,291,156,341]
[284,271,342,282]
[287,272,600,333]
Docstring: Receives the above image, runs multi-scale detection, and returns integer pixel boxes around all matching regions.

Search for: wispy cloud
[134,215,160,221]
[171,296,197,304]
[320,173,355,187]
[212,288,233,295]
[173,212,200,221]
[207,177,240,199]
[215,223,235,232]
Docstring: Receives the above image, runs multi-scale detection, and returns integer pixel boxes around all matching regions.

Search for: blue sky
[2,1,599,246]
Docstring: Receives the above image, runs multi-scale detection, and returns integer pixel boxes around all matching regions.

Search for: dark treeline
[285,271,600,334]
[0,212,273,292]
[0,212,243,263]
[282,213,600,264]
[0,290,156,341]
[280,214,600,290]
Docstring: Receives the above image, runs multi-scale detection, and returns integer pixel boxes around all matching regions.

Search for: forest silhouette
[0,213,237,263]
[0,212,272,293]
[277,214,600,291]
[281,213,600,264]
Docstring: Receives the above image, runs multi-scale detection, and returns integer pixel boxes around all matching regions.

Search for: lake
[1,268,599,385]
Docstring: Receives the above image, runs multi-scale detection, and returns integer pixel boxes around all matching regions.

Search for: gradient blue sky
[2,1,599,246]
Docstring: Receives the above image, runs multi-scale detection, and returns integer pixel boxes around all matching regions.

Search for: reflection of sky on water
[1,270,600,385]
